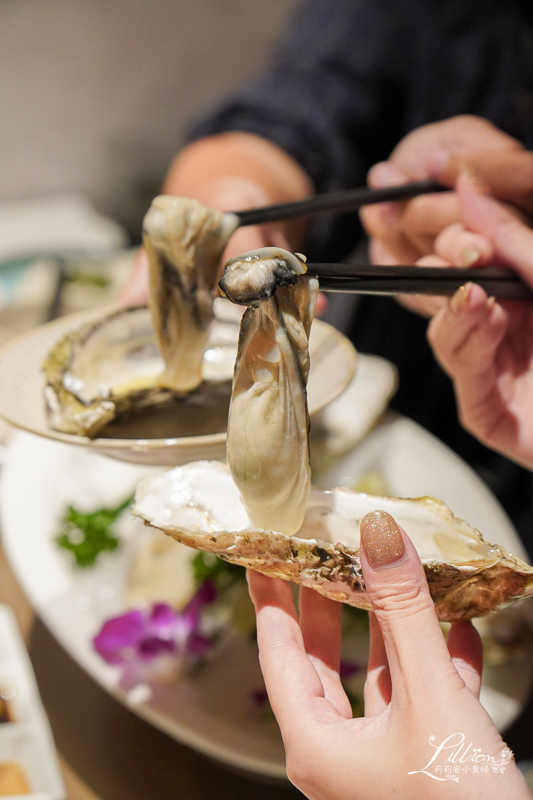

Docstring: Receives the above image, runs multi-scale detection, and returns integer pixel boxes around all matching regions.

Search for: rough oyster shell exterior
[132,461,533,622]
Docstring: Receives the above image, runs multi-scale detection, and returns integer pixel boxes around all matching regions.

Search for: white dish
[1,423,532,779]
[0,302,356,466]
[0,604,66,799]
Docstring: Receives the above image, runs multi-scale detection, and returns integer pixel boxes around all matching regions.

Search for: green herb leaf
[55,494,133,568]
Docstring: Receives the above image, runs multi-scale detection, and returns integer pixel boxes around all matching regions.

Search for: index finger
[247,571,344,733]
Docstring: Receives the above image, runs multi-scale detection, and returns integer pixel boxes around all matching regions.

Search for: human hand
[248,509,529,800]
[118,176,290,306]
[119,132,313,307]
[359,115,533,315]
[425,171,533,470]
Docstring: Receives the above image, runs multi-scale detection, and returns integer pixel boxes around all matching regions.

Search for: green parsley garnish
[55,494,133,568]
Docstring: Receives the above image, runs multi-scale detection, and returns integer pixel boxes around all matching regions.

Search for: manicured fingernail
[370,162,404,188]
[379,201,400,225]
[360,510,406,569]
[462,247,482,267]
[458,163,491,195]
[450,282,473,313]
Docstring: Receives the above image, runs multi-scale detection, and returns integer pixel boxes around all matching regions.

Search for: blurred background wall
[0,0,299,241]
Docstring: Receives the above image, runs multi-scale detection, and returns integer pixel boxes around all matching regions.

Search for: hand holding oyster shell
[248,512,530,799]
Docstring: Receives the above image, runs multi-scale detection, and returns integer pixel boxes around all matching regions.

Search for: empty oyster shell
[132,460,533,621]
[44,194,240,437]
[43,303,239,437]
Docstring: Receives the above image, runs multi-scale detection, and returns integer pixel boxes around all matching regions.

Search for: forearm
[162,131,314,250]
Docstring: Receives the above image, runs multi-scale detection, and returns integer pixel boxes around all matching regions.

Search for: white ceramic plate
[0,303,356,466]
[1,423,532,779]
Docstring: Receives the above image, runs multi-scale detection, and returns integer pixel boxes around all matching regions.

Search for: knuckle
[426,317,440,348]
[434,222,464,256]
[402,195,450,236]
[370,577,434,619]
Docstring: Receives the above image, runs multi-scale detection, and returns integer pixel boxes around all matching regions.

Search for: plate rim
[0,305,357,456]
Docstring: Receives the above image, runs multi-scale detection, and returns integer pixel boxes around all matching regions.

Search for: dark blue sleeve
[190,0,406,194]
[188,0,525,258]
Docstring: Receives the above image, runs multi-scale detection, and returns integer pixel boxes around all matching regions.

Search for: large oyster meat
[132,460,533,621]
[223,249,317,535]
[144,196,239,393]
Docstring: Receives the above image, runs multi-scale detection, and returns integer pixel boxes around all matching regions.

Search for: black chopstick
[234,180,447,226]
[306,265,533,301]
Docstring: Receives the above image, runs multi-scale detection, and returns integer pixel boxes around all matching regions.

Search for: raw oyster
[219,247,307,305]
[132,460,533,621]
[227,273,318,535]
[220,246,317,534]
[144,196,239,392]
[43,306,163,437]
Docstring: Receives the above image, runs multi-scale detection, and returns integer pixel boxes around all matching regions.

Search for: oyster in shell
[132,460,533,621]
[144,196,239,393]
[44,195,240,436]
[43,303,240,438]
[43,306,163,437]
[226,251,318,535]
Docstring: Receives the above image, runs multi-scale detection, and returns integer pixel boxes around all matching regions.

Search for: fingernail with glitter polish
[450,282,473,313]
[360,510,407,569]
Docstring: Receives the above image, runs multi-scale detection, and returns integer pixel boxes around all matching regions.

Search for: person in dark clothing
[182,0,533,555]
[123,0,533,556]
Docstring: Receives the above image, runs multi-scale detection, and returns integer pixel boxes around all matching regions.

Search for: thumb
[359,511,460,701]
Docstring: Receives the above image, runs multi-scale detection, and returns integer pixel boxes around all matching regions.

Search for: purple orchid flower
[339,658,363,680]
[93,579,218,668]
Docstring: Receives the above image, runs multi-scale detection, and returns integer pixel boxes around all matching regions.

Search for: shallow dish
[0,302,356,465]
